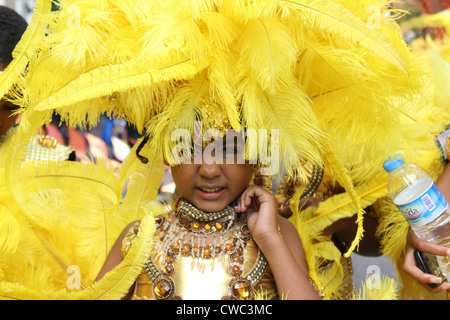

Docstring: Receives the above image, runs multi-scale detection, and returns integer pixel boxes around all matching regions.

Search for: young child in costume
[2,0,450,301]
[95,126,321,300]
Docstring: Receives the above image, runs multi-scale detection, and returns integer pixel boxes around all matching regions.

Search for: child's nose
[198,162,221,178]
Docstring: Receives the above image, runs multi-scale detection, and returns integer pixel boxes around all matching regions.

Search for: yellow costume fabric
[1,0,450,300]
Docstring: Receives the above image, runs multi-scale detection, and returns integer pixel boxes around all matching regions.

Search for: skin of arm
[95,221,137,299]
[238,185,321,300]
[323,213,381,256]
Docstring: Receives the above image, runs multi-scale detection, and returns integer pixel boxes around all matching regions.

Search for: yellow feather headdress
[8,0,427,178]
[2,0,450,300]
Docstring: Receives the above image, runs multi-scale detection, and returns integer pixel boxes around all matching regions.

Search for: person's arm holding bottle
[403,162,450,293]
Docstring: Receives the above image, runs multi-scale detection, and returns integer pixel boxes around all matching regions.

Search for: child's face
[170,134,255,212]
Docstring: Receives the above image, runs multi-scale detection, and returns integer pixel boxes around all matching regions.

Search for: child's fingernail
[429,276,444,284]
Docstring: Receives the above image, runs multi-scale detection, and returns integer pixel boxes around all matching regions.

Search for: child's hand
[237,185,279,246]
[237,185,322,300]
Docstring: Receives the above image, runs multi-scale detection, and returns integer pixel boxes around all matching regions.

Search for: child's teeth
[202,188,221,192]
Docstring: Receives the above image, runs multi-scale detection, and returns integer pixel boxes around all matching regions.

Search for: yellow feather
[81,212,156,300]
[236,17,298,93]
[0,212,156,300]
[302,179,388,235]
[18,161,121,209]
[24,53,207,132]
[0,188,21,254]
[118,148,166,218]
[353,277,398,300]
[1,130,133,291]
[281,0,409,74]
[323,145,364,257]
[139,6,207,59]
[240,79,325,179]
[207,51,242,131]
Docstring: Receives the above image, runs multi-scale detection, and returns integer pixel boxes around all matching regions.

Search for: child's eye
[178,148,193,158]
[223,147,238,154]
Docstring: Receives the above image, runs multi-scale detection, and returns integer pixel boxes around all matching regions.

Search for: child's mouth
[196,187,225,199]
[199,187,223,192]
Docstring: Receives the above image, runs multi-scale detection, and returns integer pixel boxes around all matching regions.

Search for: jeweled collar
[174,198,239,234]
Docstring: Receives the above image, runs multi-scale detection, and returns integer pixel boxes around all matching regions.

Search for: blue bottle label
[397,183,448,227]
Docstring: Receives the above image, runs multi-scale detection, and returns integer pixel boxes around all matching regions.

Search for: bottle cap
[383,154,404,173]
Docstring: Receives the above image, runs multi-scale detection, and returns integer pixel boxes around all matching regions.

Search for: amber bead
[231,265,241,276]
[182,244,191,254]
[172,242,180,251]
[230,254,242,263]
[232,280,251,299]
[162,264,174,275]
[193,246,199,255]
[154,278,173,299]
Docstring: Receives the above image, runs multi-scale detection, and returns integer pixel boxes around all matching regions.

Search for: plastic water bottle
[383,154,450,281]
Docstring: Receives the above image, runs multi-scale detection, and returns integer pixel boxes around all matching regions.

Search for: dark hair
[0,6,28,69]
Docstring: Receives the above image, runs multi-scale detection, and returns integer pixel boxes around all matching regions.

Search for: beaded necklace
[144,198,268,300]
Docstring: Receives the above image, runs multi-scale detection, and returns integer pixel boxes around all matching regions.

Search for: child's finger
[238,187,251,212]
[404,250,440,284]
[244,186,262,208]
[238,185,274,213]
[414,238,450,257]
[238,186,258,212]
